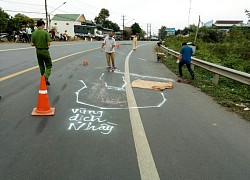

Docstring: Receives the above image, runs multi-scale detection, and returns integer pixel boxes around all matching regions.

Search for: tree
[175,29,182,35]
[245,9,250,19]
[158,26,167,40]
[94,8,110,24]
[139,30,146,40]
[0,8,9,32]
[123,30,130,40]
[5,13,35,34]
[198,26,225,43]
[178,24,197,37]
[131,22,141,35]
[103,20,120,32]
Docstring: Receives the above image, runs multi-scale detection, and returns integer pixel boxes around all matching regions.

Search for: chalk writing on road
[68,108,117,134]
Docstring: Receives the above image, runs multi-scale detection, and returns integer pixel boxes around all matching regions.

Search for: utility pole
[149,23,151,40]
[194,15,200,43]
[122,15,126,40]
[45,0,48,29]
[147,23,151,40]
[188,0,192,27]
[147,23,148,40]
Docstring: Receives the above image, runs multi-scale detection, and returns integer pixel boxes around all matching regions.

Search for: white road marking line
[0,47,34,52]
[124,46,160,180]
[114,71,174,82]
[138,57,147,61]
[0,47,99,81]
[0,42,89,52]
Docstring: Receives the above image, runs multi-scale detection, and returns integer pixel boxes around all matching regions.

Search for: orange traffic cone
[31,76,55,116]
[83,60,88,66]
[117,42,120,49]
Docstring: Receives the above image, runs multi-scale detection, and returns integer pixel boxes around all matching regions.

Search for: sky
[1,0,250,34]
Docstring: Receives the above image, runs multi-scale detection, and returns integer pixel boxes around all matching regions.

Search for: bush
[162,35,250,121]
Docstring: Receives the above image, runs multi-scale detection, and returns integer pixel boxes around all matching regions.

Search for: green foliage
[0,8,9,32]
[13,13,34,28]
[123,30,130,40]
[131,23,142,35]
[161,29,250,120]
[198,26,226,43]
[161,52,250,121]
[165,28,250,74]
[94,8,110,24]
[94,8,120,32]
[103,20,120,31]
[181,24,197,35]
[245,9,250,19]
[140,30,146,39]
[158,26,167,40]
[0,10,35,34]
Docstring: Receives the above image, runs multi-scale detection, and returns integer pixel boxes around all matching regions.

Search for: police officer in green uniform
[31,20,52,85]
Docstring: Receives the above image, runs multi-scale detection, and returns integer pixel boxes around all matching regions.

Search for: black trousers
[178,61,194,78]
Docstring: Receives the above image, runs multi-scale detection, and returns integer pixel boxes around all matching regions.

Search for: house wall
[51,20,81,37]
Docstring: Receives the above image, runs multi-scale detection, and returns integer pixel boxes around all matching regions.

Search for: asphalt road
[1,41,250,180]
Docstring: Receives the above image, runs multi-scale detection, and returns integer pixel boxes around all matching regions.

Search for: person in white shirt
[101,32,116,69]
[26,26,32,42]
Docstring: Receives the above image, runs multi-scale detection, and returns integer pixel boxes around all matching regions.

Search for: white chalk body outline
[76,77,167,110]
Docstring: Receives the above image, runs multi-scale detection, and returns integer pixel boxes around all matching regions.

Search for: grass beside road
[160,50,250,121]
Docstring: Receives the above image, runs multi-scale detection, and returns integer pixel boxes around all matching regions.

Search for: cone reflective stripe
[39,90,47,94]
[31,76,55,116]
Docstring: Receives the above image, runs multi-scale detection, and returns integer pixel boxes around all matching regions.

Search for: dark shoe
[112,66,116,69]
[192,75,195,80]
[45,77,50,86]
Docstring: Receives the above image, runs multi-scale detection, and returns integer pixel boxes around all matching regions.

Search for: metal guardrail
[160,46,250,85]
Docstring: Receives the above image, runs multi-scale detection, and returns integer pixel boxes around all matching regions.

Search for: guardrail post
[212,73,219,85]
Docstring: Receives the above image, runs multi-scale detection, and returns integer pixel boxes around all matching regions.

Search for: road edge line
[124,46,160,180]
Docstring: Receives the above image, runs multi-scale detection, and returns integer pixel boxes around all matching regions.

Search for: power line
[0,0,69,14]
[70,0,122,15]
[3,9,45,14]
[0,0,43,7]
[3,9,88,21]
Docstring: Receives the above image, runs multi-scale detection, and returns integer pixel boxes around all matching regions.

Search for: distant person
[49,29,55,41]
[31,20,52,85]
[100,32,116,69]
[63,30,68,41]
[177,42,194,80]
[133,33,138,50]
[26,26,32,43]
[157,39,162,47]
[22,27,29,42]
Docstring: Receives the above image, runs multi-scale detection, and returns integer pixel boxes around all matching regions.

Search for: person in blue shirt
[177,42,195,80]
